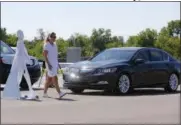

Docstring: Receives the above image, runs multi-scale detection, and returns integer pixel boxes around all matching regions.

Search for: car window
[134,50,150,61]
[0,41,15,54]
[150,50,163,61]
[162,52,169,61]
[91,49,136,62]
[168,55,177,62]
[162,51,177,62]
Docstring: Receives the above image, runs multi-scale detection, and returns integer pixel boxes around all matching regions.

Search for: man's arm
[43,50,52,70]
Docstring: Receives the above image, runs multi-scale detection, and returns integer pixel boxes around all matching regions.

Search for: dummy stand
[20,95,39,100]
[2,30,40,101]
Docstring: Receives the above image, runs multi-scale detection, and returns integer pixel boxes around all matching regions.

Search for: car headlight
[64,67,80,73]
[80,66,93,73]
[26,56,39,66]
[64,67,70,73]
[94,67,117,74]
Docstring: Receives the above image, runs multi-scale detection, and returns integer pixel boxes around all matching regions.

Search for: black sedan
[63,47,181,94]
[0,41,41,89]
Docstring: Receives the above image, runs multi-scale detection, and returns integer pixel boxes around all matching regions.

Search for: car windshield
[91,49,136,62]
[0,41,15,54]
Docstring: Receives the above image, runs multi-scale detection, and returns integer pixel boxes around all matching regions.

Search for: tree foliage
[0,28,8,42]
[155,20,181,59]
[1,20,180,60]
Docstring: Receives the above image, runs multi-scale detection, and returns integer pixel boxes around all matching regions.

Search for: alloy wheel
[169,73,178,91]
[118,74,131,94]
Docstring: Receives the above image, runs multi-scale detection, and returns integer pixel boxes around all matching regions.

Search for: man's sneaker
[43,93,49,98]
[59,92,66,98]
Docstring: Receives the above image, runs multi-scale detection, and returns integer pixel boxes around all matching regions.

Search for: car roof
[108,47,163,51]
[107,47,145,51]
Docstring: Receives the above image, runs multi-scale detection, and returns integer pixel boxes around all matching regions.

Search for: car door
[131,49,152,86]
[0,41,15,83]
[149,49,169,84]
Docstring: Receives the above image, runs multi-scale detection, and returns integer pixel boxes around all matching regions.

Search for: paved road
[1,85,180,124]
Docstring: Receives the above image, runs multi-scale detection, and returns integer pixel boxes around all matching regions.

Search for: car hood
[71,59,128,69]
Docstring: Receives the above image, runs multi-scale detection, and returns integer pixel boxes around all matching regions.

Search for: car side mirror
[135,58,145,64]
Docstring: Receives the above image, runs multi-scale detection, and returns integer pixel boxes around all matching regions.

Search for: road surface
[1,75,180,124]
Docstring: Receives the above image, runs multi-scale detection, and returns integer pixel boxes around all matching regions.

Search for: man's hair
[49,32,56,38]
[44,32,56,44]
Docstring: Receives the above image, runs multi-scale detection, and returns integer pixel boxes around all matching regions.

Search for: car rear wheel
[164,73,179,92]
[117,74,131,94]
[70,88,84,94]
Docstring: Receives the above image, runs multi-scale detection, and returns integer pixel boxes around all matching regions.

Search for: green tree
[6,34,17,46]
[105,36,124,48]
[0,28,8,42]
[56,38,69,58]
[90,28,112,52]
[126,36,140,47]
[2,20,180,60]
[126,28,157,47]
[137,28,157,47]
[167,20,181,37]
[69,33,94,57]
[35,28,46,41]
[105,41,123,49]
[155,20,181,59]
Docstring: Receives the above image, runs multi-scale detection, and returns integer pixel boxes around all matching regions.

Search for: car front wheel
[70,88,84,94]
[117,74,132,94]
[164,73,179,92]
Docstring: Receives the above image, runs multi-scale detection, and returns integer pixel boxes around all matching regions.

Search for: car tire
[117,74,132,94]
[70,88,84,94]
[164,73,179,92]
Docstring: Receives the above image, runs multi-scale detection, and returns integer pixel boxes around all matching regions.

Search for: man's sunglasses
[51,36,56,39]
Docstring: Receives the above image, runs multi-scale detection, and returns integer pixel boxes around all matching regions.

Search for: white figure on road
[2,30,36,99]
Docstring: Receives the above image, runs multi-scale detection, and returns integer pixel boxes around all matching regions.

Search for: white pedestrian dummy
[2,30,36,100]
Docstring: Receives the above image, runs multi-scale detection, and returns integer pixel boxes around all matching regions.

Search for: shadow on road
[56,98,76,101]
[20,98,42,102]
[69,89,181,96]
[46,97,76,101]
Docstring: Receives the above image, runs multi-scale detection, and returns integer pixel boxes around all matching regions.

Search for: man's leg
[43,76,52,95]
[52,76,61,94]
[46,71,54,88]
[52,75,66,98]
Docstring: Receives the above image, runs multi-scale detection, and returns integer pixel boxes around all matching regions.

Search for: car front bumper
[63,72,118,90]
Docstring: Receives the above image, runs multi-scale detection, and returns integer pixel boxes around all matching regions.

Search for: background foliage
[1,20,180,60]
